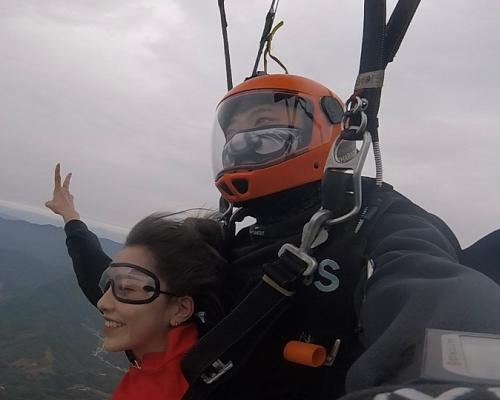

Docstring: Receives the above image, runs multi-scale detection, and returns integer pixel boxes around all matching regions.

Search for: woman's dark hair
[125,212,227,324]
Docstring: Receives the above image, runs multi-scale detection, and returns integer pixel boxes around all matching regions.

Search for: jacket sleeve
[346,197,500,392]
[64,219,111,306]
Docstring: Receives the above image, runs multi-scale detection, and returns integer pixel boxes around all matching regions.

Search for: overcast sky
[0,0,498,246]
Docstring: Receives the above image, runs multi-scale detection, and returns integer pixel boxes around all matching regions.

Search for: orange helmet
[212,74,348,204]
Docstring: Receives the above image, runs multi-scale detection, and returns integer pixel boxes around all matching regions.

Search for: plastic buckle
[201,359,234,384]
[278,243,318,277]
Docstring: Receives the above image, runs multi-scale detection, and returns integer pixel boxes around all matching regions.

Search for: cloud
[0,0,498,246]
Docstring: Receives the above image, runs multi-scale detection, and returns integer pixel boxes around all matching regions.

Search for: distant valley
[0,216,127,399]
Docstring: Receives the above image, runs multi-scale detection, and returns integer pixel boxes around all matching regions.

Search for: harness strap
[384,0,421,65]
[181,248,309,399]
[182,181,395,400]
[354,0,421,142]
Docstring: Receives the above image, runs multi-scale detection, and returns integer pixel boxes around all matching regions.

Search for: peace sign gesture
[45,163,80,223]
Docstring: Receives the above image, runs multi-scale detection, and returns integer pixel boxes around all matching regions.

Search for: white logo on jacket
[303,259,340,293]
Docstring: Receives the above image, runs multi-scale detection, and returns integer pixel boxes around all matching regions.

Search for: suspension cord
[217,0,233,91]
[251,0,280,77]
[263,21,288,74]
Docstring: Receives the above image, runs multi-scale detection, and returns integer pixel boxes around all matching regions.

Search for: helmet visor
[212,91,313,178]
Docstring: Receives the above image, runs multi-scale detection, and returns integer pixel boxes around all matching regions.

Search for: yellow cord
[263,21,288,74]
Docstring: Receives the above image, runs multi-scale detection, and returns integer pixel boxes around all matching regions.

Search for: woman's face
[97,245,182,359]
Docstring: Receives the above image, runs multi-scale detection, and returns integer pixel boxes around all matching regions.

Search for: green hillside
[0,217,127,399]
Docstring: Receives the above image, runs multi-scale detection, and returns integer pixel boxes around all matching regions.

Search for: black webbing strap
[354,0,386,143]
[321,171,355,218]
[385,0,421,65]
[354,0,421,142]
[181,249,309,399]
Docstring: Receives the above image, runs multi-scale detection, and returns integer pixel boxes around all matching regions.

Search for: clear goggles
[98,263,176,305]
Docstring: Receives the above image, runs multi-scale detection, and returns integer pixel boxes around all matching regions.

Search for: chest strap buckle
[278,243,317,276]
[201,359,234,384]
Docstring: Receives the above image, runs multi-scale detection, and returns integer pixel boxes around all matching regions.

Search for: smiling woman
[45,164,227,400]
[98,214,226,400]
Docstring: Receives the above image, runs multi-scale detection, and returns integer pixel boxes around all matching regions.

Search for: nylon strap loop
[355,70,385,90]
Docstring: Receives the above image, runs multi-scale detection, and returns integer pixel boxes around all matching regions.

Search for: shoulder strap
[181,247,313,399]
[348,181,398,317]
[183,182,398,400]
[355,181,397,238]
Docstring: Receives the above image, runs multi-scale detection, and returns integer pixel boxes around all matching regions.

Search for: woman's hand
[45,163,81,223]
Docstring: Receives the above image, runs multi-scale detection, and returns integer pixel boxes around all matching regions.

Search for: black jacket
[64,180,500,399]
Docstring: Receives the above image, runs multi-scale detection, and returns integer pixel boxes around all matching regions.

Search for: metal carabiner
[344,96,360,115]
[343,96,368,118]
[287,98,372,260]
[298,208,333,255]
[324,131,372,227]
[277,208,331,278]
[342,97,368,141]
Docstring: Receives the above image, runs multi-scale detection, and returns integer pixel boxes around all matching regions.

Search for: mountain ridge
[0,216,127,399]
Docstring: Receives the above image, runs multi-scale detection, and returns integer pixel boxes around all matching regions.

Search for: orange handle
[283,340,326,367]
